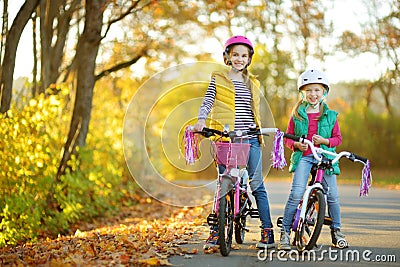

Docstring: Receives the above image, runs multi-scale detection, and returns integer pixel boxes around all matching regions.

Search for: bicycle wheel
[295,189,325,251]
[234,194,247,244]
[218,178,234,256]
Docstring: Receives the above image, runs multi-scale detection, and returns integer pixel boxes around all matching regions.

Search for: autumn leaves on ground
[0,188,211,267]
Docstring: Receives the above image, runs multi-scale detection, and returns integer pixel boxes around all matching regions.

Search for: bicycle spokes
[295,190,326,251]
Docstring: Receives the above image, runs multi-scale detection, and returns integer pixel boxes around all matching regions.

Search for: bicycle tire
[295,189,325,251]
[234,195,247,244]
[218,178,234,256]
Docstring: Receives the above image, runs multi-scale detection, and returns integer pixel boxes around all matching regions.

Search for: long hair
[241,68,252,90]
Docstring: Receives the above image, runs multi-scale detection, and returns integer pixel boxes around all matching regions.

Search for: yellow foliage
[0,91,66,189]
[0,75,143,247]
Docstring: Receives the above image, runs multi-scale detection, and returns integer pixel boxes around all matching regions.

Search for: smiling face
[229,45,250,70]
[301,83,326,105]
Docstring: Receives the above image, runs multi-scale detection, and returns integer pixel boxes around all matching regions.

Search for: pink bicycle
[192,125,270,256]
[274,131,372,250]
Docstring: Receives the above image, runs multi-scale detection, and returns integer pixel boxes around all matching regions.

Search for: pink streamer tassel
[359,160,372,196]
[272,129,287,170]
[183,125,199,165]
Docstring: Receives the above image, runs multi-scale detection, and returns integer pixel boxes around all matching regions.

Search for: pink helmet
[223,35,254,67]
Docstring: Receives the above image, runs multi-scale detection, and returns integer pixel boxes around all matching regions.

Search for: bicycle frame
[189,125,267,256]
[271,130,371,250]
[189,125,266,221]
[213,166,252,219]
[291,138,349,230]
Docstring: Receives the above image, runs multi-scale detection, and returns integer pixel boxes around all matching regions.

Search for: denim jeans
[247,138,273,228]
[282,154,341,233]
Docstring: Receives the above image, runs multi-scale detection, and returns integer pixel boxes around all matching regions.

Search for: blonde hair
[241,68,252,90]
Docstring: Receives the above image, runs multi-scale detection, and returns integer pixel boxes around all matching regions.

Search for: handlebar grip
[202,127,227,137]
[259,128,278,136]
[352,153,368,164]
[283,133,301,142]
[192,127,215,137]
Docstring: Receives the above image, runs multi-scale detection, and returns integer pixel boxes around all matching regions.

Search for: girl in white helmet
[194,36,275,249]
[278,69,347,250]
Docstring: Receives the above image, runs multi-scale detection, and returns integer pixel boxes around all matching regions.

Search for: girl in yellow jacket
[194,36,275,249]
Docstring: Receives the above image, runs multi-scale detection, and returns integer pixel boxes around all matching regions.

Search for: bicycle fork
[207,168,250,227]
[292,169,325,231]
[213,170,239,216]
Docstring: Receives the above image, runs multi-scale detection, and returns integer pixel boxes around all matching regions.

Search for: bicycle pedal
[276,217,283,227]
[206,213,218,226]
[248,208,259,218]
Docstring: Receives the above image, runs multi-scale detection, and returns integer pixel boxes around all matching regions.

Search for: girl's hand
[312,134,329,146]
[295,141,308,152]
[194,119,206,131]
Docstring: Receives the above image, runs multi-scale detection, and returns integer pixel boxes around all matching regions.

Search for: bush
[0,85,137,247]
[339,103,400,170]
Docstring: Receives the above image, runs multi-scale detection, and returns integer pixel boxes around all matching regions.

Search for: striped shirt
[198,77,256,138]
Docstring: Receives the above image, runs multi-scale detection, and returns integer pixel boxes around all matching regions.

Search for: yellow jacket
[208,70,264,145]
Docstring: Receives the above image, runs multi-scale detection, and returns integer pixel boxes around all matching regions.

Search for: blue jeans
[247,138,273,228]
[282,154,341,233]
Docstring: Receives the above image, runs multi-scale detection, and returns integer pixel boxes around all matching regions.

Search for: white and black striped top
[198,77,257,139]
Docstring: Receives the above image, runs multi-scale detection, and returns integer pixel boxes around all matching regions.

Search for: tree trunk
[0,0,40,113]
[0,0,8,73]
[32,7,38,97]
[49,0,70,84]
[365,82,373,109]
[39,0,51,94]
[57,0,107,179]
[40,0,79,90]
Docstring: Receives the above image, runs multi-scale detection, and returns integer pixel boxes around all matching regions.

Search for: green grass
[267,168,400,190]
[339,168,400,189]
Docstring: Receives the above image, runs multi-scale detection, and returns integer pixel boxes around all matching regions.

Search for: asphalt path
[169,180,400,267]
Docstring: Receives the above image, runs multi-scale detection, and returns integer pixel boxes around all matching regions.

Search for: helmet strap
[320,92,328,102]
[224,51,232,65]
[232,67,242,73]
[300,88,328,100]
[300,92,321,109]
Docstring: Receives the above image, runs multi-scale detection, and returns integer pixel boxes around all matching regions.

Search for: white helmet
[297,69,330,92]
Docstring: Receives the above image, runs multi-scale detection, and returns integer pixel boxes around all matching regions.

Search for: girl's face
[229,45,250,70]
[302,83,326,105]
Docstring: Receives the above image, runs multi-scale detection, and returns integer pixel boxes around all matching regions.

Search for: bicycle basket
[213,142,250,166]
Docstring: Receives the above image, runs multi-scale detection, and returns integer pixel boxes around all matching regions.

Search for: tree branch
[94,52,145,81]
[101,0,154,40]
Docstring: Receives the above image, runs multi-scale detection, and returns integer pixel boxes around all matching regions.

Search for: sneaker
[278,229,291,250]
[256,227,275,248]
[331,228,348,248]
[203,229,219,249]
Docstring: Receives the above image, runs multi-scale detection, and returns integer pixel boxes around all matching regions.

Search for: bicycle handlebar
[282,132,369,165]
[188,125,369,165]
[348,153,369,164]
[191,125,275,139]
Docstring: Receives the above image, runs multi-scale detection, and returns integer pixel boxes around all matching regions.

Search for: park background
[0,0,399,258]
